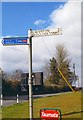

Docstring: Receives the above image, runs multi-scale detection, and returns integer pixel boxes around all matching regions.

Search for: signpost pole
[28,29,33,120]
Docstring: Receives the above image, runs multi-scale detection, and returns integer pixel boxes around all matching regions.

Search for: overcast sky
[0,0,82,86]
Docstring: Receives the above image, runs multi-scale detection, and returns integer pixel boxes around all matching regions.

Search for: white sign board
[32,28,62,37]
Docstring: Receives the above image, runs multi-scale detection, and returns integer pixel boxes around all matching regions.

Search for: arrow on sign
[2,37,28,45]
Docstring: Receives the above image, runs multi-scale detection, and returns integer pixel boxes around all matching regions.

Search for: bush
[2,80,21,96]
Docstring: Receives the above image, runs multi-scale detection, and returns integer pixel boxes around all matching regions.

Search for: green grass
[1,91,82,119]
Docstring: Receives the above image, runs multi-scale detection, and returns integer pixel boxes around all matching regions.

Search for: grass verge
[2,91,82,119]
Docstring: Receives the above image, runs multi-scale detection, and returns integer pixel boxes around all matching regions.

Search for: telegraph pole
[28,29,33,120]
[73,63,76,87]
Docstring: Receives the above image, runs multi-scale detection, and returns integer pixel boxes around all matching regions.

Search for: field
[1,91,83,119]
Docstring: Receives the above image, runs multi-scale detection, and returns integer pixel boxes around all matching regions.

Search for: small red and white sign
[40,109,59,120]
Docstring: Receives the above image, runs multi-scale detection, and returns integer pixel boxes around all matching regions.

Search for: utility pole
[73,63,76,87]
[28,29,33,120]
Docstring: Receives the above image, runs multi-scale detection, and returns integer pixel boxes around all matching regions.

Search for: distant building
[0,68,3,74]
[0,68,3,94]
[21,72,43,92]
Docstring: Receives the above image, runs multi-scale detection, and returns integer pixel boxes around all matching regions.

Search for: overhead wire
[36,25,53,58]
[38,33,53,58]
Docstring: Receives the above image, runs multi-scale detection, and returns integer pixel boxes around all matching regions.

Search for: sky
[2,2,65,36]
[0,0,82,86]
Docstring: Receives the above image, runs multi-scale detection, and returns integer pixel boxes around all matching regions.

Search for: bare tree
[43,61,50,81]
[45,44,71,86]
[55,44,71,85]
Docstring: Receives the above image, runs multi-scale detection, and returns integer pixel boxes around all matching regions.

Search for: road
[2,95,28,106]
[1,92,65,106]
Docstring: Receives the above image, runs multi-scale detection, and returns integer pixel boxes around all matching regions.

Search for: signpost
[28,30,33,120]
[2,37,28,45]
[28,28,62,120]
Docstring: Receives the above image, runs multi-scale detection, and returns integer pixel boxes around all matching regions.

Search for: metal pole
[17,94,19,104]
[28,29,33,120]
[1,94,2,107]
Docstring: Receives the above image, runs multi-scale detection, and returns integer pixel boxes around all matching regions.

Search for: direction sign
[2,37,28,45]
[31,28,62,37]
